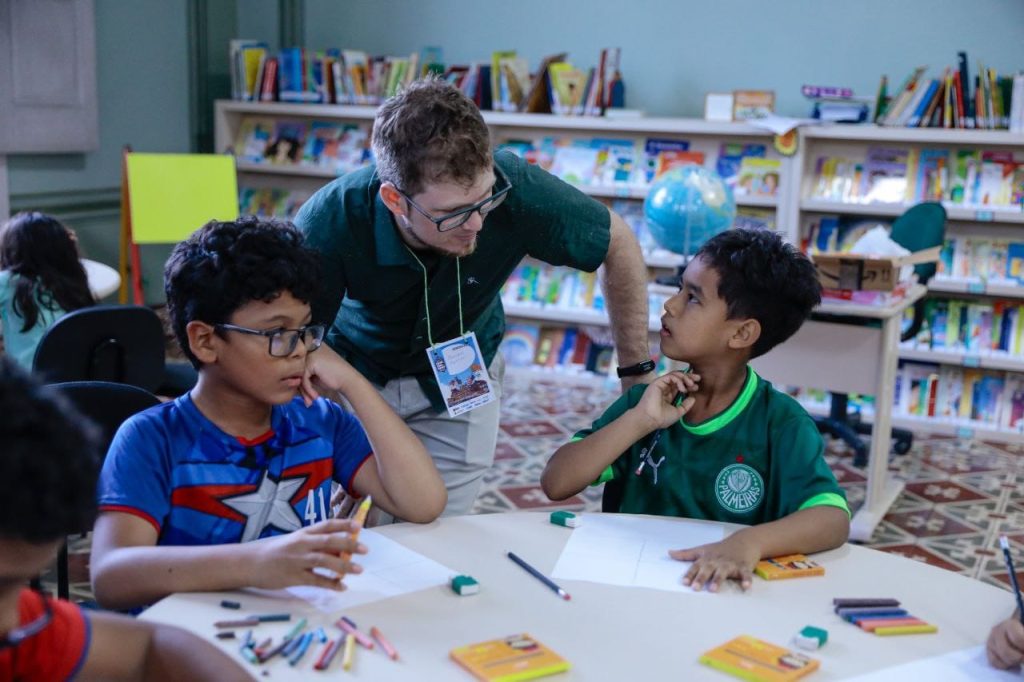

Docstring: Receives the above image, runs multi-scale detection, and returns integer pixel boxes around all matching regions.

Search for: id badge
[426,331,496,418]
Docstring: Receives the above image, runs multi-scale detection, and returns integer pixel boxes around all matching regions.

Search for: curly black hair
[696,228,822,359]
[164,216,321,368]
[0,358,101,543]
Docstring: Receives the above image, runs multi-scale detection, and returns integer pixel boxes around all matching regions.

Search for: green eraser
[450,575,479,596]
[550,511,580,528]
[800,626,828,645]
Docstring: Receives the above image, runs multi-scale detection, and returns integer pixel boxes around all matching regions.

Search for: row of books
[500,323,615,373]
[499,137,780,194]
[906,298,1024,355]
[936,237,1024,284]
[500,260,672,315]
[230,42,435,104]
[895,362,1023,430]
[809,147,1024,207]
[875,52,1024,131]
[233,117,372,174]
[238,187,311,220]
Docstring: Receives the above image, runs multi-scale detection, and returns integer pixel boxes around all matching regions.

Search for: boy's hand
[988,615,1024,669]
[300,344,358,406]
[669,533,760,593]
[633,371,699,431]
[242,519,368,590]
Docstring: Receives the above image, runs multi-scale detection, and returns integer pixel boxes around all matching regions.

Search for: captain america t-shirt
[98,394,373,545]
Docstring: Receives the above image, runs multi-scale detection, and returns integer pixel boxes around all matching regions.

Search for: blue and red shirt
[98,394,373,545]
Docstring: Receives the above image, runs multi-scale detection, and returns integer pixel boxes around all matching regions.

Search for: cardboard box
[811,246,940,292]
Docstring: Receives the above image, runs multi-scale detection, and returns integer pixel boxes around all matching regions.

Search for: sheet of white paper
[248,530,455,612]
[844,646,1019,681]
[744,114,821,135]
[551,514,724,593]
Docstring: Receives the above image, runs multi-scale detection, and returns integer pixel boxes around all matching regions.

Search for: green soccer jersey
[574,367,849,524]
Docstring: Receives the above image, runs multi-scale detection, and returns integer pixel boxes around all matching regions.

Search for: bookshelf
[214,99,1024,443]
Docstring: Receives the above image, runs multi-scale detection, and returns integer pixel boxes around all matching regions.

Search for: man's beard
[403,225,477,257]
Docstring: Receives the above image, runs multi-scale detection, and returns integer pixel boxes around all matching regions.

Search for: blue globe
[644,165,736,255]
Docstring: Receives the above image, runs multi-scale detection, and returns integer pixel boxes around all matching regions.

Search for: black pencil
[507,551,571,601]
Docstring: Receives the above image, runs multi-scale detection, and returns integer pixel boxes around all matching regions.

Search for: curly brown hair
[372,76,492,195]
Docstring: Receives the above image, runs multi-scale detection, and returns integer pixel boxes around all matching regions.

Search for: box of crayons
[699,635,820,681]
[754,554,824,580]
[833,598,938,636]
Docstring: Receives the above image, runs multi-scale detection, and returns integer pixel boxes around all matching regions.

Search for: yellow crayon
[340,496,372,564]
[874,624,938,636]
[342,632,357,671]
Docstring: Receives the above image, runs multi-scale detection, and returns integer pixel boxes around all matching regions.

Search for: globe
[644,165,736,255]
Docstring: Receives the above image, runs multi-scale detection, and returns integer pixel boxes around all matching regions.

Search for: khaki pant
[375,352,505,520]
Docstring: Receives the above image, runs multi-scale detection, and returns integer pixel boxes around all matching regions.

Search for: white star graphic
[222,471,306,542]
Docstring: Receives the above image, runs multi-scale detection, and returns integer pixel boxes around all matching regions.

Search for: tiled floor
[56,369,1024,601]
[474,370,1024,592]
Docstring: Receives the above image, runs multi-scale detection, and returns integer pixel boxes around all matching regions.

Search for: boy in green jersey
[542,228,849,593]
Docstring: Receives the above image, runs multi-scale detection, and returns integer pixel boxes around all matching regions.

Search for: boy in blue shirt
[543,228,849,593]
[92,217,446,610]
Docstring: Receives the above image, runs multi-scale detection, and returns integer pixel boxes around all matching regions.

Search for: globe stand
[654,216,698,287]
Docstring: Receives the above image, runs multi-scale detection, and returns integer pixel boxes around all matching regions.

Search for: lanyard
[404,246,465,348]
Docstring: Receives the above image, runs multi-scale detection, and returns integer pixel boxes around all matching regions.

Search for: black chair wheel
[893,438,912,456]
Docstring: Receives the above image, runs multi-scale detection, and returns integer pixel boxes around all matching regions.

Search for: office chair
[32,304,167,393]
[815,202,947,466]
[49,381,161,600]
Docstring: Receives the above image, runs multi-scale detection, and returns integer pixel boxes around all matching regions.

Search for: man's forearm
[601,210,654,377]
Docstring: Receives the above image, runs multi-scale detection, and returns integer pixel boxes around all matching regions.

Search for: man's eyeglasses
[215,323,326,358]
[396,166,512,232]
[0,591,52,650]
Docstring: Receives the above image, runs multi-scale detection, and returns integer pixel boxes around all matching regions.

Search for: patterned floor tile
[870,543,965,572]
[884,508,981,538]
[903,480,990,504]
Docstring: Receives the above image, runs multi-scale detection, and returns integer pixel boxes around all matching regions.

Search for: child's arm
[79,612,249,681]
[669,505,850,593]
[302,345,447,522]
[90,513,366,611]
[541,371,698,501]
[988,612,1024,669]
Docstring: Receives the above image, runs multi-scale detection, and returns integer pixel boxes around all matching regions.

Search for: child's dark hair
[696,228,822,359]
[164,216,321,368]
[0,212,95,332]
[0,357,101,543]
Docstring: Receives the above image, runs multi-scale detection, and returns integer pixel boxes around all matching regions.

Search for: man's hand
[242,519,367,590]
[669,533,760,593]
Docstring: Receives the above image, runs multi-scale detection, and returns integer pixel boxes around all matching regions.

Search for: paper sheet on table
[250,530,455,612]
[844,645,1018,681]
[551,514,724,593]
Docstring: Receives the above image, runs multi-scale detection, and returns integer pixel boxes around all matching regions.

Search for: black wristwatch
[616,360,656,378]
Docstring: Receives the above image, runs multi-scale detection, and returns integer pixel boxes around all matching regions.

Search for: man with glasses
[0,358,246,680]
[89,218,445,611]
[297,78,655,517]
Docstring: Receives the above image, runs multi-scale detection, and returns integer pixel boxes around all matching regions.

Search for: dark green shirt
[575,367,849,524]
[294,151,611,410]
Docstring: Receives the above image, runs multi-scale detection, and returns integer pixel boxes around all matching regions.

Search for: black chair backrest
[33,304,166,392]
[50,381,161,455]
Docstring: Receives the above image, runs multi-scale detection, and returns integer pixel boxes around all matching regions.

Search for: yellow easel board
[125,153,238,244]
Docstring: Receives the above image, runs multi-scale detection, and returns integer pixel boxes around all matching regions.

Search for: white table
[81,257,121,299]
[141,511,1011,680]
[752,285,927,542]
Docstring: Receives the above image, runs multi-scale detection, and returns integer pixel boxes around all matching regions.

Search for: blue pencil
[507,551,571,601]
[999,536,1024,625]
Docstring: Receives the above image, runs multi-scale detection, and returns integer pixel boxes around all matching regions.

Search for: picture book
[699,635,819,682]
[265,120,308,165]
[500,323,541,368]
[1008,243,1024,283]
[736,158,781,196]
[716,143,766,188]
[654,150,705,178]
[910,149,949,202]
[1001,374,1024,431]
[754,554,824,580]
[234,117,275,163]
[950,150,981,204]
[548,62,587,115]
[450,633,570,682]
[640,138,690,183]
[591,138,638,185]
[734,207,776,232]
[861,147,910,203]
[549,146,599,186]
[732,90,775,120]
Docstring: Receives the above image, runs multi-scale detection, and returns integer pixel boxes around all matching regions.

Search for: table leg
[849,315,904,542]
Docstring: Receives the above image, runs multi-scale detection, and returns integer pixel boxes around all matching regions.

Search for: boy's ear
[186,320,219,364]
[728,318,761,352]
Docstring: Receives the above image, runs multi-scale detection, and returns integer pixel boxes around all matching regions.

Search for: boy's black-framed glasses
[0,591,52,650]
[396,165,512,232]
[215,323,326,357]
